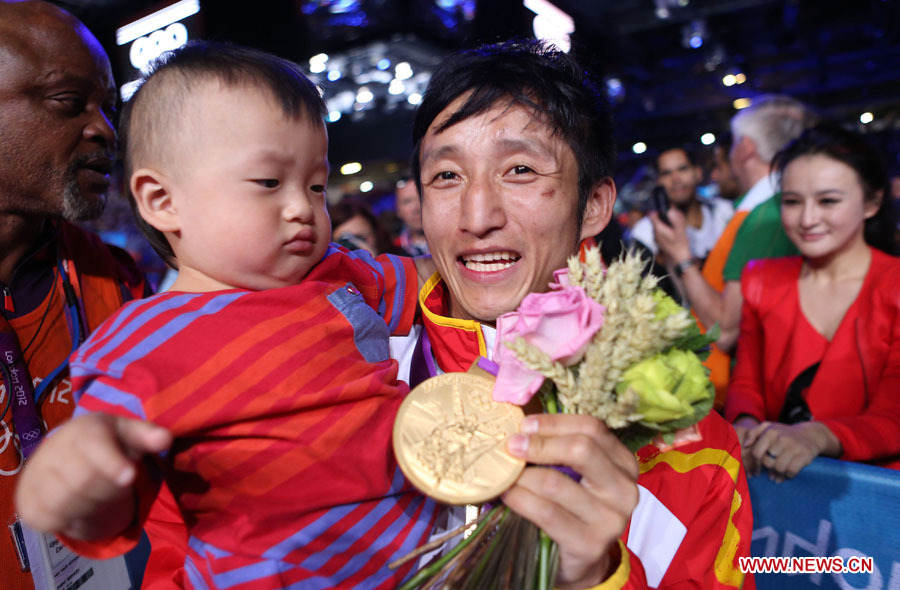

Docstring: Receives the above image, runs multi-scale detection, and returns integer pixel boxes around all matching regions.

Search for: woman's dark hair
[772,123,896,254]
[411,39,615,234]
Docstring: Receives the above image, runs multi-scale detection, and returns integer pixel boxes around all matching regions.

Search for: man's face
[656,149,701,207]
[0,16,117,221]
[395,179,422,232]
[710,145,740,199]
[419,98,599,323]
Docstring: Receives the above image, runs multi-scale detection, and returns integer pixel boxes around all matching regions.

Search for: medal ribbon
[408,329,437,389]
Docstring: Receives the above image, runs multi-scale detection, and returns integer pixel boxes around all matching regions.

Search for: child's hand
[15,413,172,541]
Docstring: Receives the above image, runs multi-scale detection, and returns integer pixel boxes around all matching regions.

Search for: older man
[17,41,752,590]
[0,1,146,587]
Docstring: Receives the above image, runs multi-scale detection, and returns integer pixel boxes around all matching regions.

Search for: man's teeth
[463,251,519,272]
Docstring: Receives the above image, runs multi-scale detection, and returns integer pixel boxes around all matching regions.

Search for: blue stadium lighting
[328,0,361,14]
[327,70,342,81]
[606,77,623,98]
[377,58,391,71]
[689,35,703,48]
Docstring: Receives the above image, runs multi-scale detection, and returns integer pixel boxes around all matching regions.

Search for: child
[16,43,436,589]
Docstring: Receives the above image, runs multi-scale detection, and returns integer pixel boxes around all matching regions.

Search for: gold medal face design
[393,373,525,505]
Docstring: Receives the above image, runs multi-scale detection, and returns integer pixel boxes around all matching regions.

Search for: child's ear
[131,168,179,233]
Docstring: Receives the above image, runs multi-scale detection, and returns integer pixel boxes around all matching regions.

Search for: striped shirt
[69,246,437,589]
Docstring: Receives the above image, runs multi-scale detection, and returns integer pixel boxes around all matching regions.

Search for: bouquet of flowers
[394,246,716,590]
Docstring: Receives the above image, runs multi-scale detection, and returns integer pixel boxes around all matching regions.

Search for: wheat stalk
[505,338,576,398]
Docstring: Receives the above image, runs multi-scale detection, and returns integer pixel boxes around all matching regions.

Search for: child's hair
[120,41,327,267]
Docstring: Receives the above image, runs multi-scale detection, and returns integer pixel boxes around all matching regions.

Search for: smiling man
[405,40,754,589]
[0,3,145,586]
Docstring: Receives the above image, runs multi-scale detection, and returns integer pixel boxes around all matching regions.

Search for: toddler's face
[167,84,331,290]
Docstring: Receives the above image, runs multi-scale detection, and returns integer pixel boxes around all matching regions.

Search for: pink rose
[550,268,570,289]
[492,286,605,405]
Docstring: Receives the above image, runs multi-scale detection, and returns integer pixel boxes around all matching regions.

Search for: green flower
[616,349,711,424]
[652,289,683,321]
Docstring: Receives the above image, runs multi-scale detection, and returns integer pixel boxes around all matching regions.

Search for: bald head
[0,1,106,78]
[0,0,116,221]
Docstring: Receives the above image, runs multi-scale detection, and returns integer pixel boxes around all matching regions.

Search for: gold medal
[393,372,525,505]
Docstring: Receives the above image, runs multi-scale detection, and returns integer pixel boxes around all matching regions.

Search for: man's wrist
[556,541,618,589]
[673,258,698,278]
[556,540,628,590]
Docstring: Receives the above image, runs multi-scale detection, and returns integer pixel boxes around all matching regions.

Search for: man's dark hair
[411,39,615,232]
[655,145,698,171]
[715,130,733,155]
[120,41,326,267]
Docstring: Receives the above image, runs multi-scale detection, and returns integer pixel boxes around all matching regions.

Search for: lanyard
[0,325,44,459]
[31,256,84,403]
[0,251,85,457]
[408,329,437,389]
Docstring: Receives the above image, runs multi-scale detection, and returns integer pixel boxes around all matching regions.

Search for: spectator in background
[651,96,811,408]
[890,168,900,246]
[329,196,400,255]
[393,176,429,255]
[0,2,147,587]
[710,135,741,200]
[630,146,733,297]
[726,124,900,480]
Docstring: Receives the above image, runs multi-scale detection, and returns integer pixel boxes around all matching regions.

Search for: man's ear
[131,168,179,233]
[580,177,617,240]
[735,135,755,163]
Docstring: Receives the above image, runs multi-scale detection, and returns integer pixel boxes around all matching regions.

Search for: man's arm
[714,281,742,352]
[633,413,754,589]
[648,211,743,352]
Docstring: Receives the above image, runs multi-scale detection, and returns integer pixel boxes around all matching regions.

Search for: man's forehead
[424,100,561,157]
[658,149,691,168]
[431,93,553,132]
[0,2,112,89]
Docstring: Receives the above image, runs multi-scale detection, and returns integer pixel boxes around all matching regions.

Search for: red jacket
[725,249,900,469]
[418,275,754,589]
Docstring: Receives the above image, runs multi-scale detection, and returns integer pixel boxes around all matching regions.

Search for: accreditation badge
[10,518,131,590]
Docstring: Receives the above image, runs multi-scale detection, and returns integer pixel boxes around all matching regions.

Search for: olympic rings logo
[20,429,41,442]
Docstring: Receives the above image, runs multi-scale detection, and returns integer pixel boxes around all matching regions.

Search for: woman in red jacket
[726,124,900,481]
